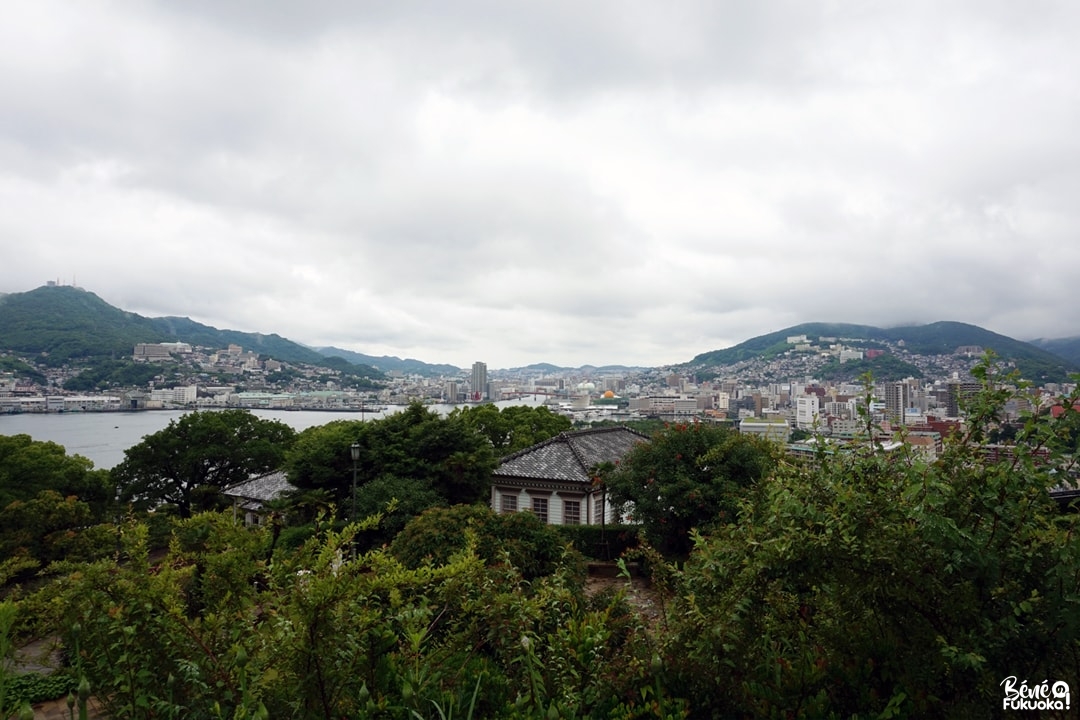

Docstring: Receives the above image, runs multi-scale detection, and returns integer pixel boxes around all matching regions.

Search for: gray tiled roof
[493,427,650,484]
[223,470,296,503]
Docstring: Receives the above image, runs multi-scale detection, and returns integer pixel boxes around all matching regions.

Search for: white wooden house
[489,427,649,525]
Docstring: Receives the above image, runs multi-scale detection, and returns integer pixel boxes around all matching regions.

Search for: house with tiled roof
[223,470,296,525]
[490,426,650,525]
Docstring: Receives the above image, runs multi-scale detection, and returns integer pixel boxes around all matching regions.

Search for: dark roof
[223,470,296,504]
[492,427,650,484]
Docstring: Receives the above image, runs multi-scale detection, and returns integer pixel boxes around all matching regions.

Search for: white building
[739,418,791,442]
[795,395,821,429]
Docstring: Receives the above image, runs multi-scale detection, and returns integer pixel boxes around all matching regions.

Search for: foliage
[0,434,113,514]
[450,404,572,457]
[554,524,640,560]
[0,491,117,579]
[37,510,670,719]
[281,419,364,500]
[2,672,77,712]
[353,475,445,544]
[285,403,497,513]
[112,410,296,518]
[581,418,669,438]
[13,358,1080,718]
[604,422,776,556]
[662,363,1080,717]
[390,504,572,582]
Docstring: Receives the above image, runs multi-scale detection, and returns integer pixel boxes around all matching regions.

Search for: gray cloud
[3,1,1080,368]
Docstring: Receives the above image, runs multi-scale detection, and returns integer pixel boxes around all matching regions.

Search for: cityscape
[4,330,1073,464]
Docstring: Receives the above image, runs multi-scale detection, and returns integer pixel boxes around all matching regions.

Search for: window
[531,497,549,524]
[500,494,518,514]
[593,496,605,524]
[563,500,581,525]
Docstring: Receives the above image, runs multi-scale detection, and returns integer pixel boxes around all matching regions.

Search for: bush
[2,672,76,711]
[390,504,573,580]
[555,524,640,560]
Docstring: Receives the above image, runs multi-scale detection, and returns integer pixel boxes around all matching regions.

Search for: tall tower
[471,361,488,401]
[885,382,909,425]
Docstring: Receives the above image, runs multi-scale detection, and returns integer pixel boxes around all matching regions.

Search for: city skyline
[4,3,1080,368]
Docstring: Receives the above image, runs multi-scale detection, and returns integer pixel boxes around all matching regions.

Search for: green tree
[111,410,296,517]
[451,403,572,456]
[663,366,1080,717]
[0,490,117,582]
[0,434,113,516]
[282,419,364,502]
[604,422,775,556]
[390,504,570,580]
[285,403,497,513]
[353,475,444,543]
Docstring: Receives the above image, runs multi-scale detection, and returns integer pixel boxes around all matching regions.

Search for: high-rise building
[471,361,488,401]
[946,381,982,417]
[885,382,909,425]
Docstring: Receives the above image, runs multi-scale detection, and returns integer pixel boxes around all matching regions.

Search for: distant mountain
[514,363,568,373]
[315,346,461,377]
[506,363,647,373]
[1029,337,1080,369]
[690,321,1078,384]
[0,285,382,378]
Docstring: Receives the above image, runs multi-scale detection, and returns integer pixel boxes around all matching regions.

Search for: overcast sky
[3,2,1079,369]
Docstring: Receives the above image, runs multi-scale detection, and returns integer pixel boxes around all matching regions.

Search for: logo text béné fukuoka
[1001,676,1070,711]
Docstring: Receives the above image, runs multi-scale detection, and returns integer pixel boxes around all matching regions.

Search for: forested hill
[316,346,461,377]
[0,285,162,361]
[690,321,1078,383]
[1030,336,1080,368]
[0,285,379,376]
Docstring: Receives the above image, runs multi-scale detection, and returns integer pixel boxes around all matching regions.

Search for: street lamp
[350,442,360,522]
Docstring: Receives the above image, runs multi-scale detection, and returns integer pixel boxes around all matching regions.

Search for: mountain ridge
[2,285,1078,382]
[0,285,381,377]
[690,321,1078,384]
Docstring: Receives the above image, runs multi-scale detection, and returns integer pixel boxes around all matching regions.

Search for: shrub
[555,524,640,560]
[390,504,572,580]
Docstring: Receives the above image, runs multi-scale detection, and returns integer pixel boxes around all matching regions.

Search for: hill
[690,321,1078,384]
[0,285,382,379]
[315,346,461,377]
[1029,337,1080,369]
[0,285,164,363]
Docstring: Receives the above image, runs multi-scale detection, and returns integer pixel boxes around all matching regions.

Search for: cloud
[3,1,1080,368]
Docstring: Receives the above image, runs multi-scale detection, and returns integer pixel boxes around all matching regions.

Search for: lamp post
[350,442,360,522]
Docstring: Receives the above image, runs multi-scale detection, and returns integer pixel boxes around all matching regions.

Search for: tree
[450,403,572,456]
[112,410,296,517]
[390,503,569,580]
[662,365,1080,717]
[284,403,497,513]
[353,475,444,543]
[281,419,364,502]
[604,422,776,556]
[0,434,113,516]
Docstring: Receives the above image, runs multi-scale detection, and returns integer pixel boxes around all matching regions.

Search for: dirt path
[585,564,667,631]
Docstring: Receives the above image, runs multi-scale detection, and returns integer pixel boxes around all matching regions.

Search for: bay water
[0,397,546,470]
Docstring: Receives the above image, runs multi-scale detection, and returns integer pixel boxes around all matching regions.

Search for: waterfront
[0,398,545,470]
